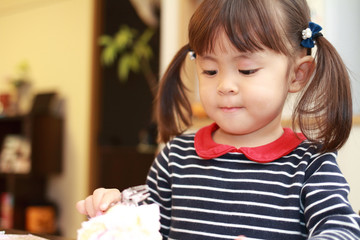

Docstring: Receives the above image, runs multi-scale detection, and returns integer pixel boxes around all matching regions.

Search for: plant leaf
[134,41,152,62]
[98,35,113,46]
[129,53,140,73]
[114,25,136,52]
[101,43,118,65]
[99,25,155,83]
[139,28,154,44]
[118,54,132,81]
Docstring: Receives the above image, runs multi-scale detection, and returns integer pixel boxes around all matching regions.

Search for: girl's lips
[220,107,242,113]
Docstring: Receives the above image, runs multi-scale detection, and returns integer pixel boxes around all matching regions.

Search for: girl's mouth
[220,107,242,113]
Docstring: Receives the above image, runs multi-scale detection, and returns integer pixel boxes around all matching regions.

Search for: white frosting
[77,204,162,240]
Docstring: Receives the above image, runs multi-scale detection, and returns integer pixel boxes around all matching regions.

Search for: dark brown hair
[155,0,352,153]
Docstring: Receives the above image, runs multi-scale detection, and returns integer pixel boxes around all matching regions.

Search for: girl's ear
[289,55,315,93]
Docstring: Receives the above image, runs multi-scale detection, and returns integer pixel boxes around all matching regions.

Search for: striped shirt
[146,124,360,240]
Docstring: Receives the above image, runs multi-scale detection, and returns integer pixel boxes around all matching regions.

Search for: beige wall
[338,126,360,214]
[0,0,93,237]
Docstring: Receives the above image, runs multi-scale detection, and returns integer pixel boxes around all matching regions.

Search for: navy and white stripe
[146,134,360,240]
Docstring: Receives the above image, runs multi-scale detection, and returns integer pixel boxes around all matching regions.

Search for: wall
[324,0,360,115]
[338,126,360,213]
[0,0,93,237]
[159,0,180,77]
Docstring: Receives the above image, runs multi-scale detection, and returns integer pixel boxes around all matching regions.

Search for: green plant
[99,25,158,97]
[11,60,31,88]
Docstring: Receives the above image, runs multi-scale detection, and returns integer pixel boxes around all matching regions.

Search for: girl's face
[196,32,294,147]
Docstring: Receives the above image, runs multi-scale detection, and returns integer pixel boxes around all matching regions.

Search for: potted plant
[99,25,158,98]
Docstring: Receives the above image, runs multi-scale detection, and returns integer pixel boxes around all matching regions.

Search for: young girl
[77,0,360,239]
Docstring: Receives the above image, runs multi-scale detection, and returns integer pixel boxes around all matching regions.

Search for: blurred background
[0,0,358,238]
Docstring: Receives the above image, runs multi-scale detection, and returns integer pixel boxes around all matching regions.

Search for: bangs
[188,0,291,55]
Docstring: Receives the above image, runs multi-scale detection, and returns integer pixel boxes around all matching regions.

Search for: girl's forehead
[197,30,289,63]
[200,29,263,56]
[210,31,237,53]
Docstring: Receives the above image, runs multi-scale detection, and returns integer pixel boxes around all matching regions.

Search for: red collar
[194,123,306,163]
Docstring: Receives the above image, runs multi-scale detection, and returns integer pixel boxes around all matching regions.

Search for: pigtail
[155,44,192,143]
[293,36,352,152]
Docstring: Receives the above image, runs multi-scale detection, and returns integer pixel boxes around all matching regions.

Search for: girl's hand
[76,188,121,218]
[235,236,246,240]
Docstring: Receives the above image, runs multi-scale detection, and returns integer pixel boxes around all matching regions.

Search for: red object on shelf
[0,192,14,229]
[0,94,11,114]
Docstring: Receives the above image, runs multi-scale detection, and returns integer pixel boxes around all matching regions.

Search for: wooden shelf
[0,114,63,230]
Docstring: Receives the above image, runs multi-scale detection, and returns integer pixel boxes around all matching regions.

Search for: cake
[77,203,162,240]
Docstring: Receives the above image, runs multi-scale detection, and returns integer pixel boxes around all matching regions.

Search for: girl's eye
[239,69,258,75]
[203,70,217,76]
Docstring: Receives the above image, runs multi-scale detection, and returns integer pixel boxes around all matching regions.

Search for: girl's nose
[217,77,239,95]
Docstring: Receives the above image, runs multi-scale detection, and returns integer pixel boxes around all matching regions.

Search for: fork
[121,184,150,206]
[86,185,150,218]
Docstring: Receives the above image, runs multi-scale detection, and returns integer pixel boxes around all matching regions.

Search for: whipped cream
[77,204,162,240]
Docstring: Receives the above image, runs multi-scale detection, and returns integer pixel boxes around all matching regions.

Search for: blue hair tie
[301,22,323,48]
[188,50,196,60]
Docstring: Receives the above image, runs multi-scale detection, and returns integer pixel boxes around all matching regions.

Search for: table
[0,229,74,240]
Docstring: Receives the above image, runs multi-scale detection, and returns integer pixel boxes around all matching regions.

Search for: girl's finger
[92,188,107,213]
[84,195,96,218]
[99,189,121,211]
[75,199,87,215]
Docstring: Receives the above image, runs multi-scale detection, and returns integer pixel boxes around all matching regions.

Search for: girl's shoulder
[294,140,337,158]
[157,132,198,161]
[157,132,196,154]
[169,132,197,146]
[292,140,339,169]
